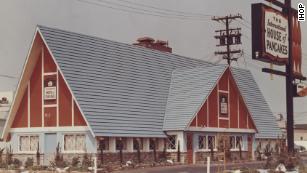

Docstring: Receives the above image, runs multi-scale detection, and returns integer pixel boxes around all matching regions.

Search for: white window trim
[166,135,177,152]
[229,135,246,151]
[17,134,40,154]
[62,133,86,153]
[132,138,145,152]
[115,138,129,152]
[197,135,217,152]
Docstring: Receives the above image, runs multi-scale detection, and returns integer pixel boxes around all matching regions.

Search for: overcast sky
[0,0,306,115]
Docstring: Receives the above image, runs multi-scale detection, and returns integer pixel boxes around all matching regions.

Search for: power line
[116,0,213,18]
[0,74,18,79]
[78,0,211,21]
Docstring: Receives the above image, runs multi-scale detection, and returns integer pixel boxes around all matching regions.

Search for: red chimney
[133,37,172,53]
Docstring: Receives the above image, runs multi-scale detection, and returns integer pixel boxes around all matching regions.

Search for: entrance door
[186,133,194,164]
[44,133,58,165]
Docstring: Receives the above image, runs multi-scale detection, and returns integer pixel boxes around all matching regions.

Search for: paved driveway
[114,161,265,173]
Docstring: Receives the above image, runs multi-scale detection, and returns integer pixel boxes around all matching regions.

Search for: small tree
[6,145,13,166]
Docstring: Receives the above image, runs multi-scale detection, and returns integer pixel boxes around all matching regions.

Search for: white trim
[28,82,30,128]
[56,69,59,127]
[37,29,95,137]
[10,126,89,133]
[187,127,256,133]
[217,83,219,128]
[43,72,57,76]
[218,117,229,120]
[218,90,229,93]
[2,29,39,139]
[42,46,44,128]
[72,97,74,126]
[237,97,240,128]
[16,134,40,154]
[62,133,86,153]
[228,76,230,128]
[43,104,57,108]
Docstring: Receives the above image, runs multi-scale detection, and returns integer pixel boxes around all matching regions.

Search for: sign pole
[285,0,294,155]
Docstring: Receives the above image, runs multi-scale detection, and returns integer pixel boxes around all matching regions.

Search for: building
[276,113,307,149]
[1,25,281,165]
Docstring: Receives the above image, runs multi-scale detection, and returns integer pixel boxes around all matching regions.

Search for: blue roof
[38,25,281,139]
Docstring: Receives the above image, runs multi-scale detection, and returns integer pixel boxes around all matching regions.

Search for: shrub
[50,142,68,168]
[12,158,22,168]
[25,157,34,168]
[82,153,92,169]
[6,146,13,165]
[71,156,80,168]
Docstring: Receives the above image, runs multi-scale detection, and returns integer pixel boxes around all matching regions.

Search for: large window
[167,135,177,150]
[133,138,144,151]
[229,136,243,150]
[64,134,86,152]
[98,137,109,151]
[198,135,216,150]
[116,138,127,151]
[149,138,159,150]
[19,135,39,152]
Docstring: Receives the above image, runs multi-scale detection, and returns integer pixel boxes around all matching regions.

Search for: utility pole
[212,14,243,65]
[285,0,294,155]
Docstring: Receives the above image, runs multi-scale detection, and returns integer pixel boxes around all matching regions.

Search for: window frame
[18,134,40,154]
[197,135,217,151]
[98,137,110,152]
[133,138,144,151]
[166,135,177,151]
[149,138,159,151]
[62,133,86,153]
[115,138,128,152]
[229,135,244,151]
[219,92,229,118]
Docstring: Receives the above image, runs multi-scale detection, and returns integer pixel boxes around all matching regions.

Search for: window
[64,134,86,151]
[116,138,127,151]
[98,137,109,151]
[133,138,143,151]
[208,135,216,149]
[198,136,207,149]
[19,135,39,152]
[219,94,228,117]
[301,136,304,141]
[229,136,243,150]
[167,135,177,150]
[149,138,159,150]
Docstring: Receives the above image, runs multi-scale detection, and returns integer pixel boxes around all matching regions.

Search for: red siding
[208,87,218,127]
[44,107,57,127]
[44,46,57,73]
[30,55,42,127]
[74,101,87,126]
[229,76,238,128]
[218,69,229,91]
[219,119,229,128]
[190,68,257,131]
[12,87,28,128]
[196,101,207,127]
[59,72,72,126]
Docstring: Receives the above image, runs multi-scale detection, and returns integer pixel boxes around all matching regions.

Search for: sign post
[252,0,306,154]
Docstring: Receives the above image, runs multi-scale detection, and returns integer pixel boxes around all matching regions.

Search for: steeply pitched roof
[231,68,282,139]
[163,65,228,130]
[38,25,213,137]
[37,25,281,139]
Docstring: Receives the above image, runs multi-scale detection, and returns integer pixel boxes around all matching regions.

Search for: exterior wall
[190,69,256,130]
[9,128,96,165]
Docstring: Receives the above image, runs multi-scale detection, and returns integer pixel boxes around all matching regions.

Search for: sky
[0,0,306,116]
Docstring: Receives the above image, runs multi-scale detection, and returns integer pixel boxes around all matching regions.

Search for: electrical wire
[78,0,211,21]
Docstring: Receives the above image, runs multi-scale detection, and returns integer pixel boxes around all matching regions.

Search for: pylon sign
[252,3,303,77]
[252,3,289,65]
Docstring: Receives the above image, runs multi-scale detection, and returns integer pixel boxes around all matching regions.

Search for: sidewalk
[113,160,266,173]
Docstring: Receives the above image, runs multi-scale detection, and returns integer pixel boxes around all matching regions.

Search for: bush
[25,157,34,168]
[12,158,22,168]
[82,153,92,169]
[71,156,80,168]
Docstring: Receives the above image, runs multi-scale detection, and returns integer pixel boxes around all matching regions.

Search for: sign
[44,79,56,100]
[252,3,289,65]
[220,95,228,115]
